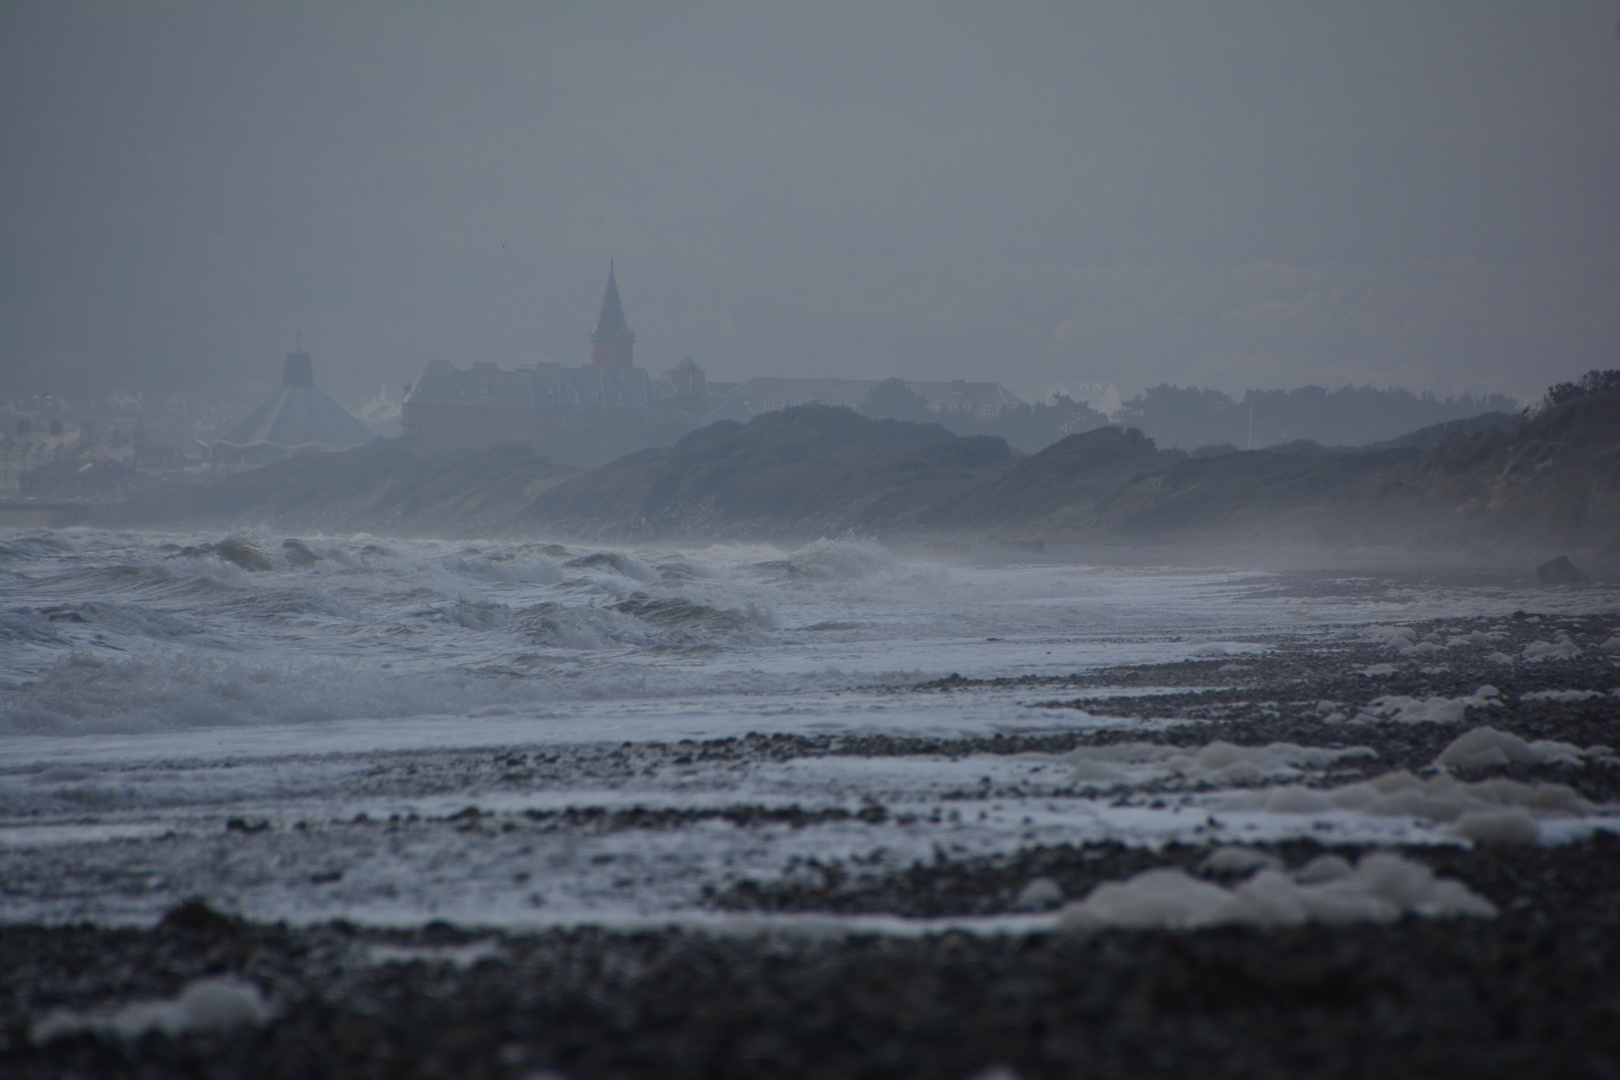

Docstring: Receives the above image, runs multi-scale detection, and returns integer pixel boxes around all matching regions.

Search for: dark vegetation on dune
[954,425,1169,526]
[101,377,1619,555]
[524,384,1617,551]
[526,407,1017,539]
[1006,389,1615,551]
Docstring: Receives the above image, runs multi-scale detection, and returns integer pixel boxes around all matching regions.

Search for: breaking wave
[0,530,809,734]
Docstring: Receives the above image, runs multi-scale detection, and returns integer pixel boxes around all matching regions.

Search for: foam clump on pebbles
[1522,689,1609,704]
[964,1066,1024,1080]
[1451,809,1542,846]
[1522,635,1583,662]
[1292,854,1355,883]
[1434,725,1612,771]
[364,940,503,968]
[1009,877,1065,911]
[1199,846,1283,875]
[1446,630,1505,647]
[1064,741,1373,785]
[1216,769,1594,840]
[1363,626,1446,657]
[1352,686,1499,724]
[1056,852,1496,932]
[31,978,270,1045]
[1364,626,1417,649]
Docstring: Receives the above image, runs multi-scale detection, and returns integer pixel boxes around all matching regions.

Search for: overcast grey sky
[3,2,1617,407]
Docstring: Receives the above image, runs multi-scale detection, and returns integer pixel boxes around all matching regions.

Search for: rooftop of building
[208,350,373,452]
[592,262,633,339]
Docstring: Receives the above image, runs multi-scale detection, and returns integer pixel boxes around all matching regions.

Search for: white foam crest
[414,598,514,631]
[516,603,663,650]
[561,549,660,583]
[438,545,566,586]
[0,530,80,562]
[39,552,244,601]
[759,536,914,582]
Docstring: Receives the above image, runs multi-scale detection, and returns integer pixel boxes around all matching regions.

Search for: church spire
[589,260,635,368]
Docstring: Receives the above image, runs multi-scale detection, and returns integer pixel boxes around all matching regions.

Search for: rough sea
[3,528,1616,933]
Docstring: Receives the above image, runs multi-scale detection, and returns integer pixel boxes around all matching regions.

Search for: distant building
[18,456,144,501]
[0,418,88,497]
[204,346,374,467]
[399,265,1027,464]
[666,357,707,398]
[700,377,1024,425]
[401,267,711,463]
[589,261,636,370]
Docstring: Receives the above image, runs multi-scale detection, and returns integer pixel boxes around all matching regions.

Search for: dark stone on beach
[1536,555,1590,585]
[157,897,239,936]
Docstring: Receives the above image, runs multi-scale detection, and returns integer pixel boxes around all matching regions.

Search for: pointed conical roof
[212,349,372,453]
[592,261,633,337]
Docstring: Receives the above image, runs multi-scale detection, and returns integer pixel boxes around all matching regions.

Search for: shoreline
[3,561,1617,1076]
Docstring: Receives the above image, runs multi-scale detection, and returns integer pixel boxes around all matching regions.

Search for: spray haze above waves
[5,530,1039,736]
[2,528,1601,742]
[3,524,1619,937]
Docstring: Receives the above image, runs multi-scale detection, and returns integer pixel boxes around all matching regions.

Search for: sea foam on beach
[31,978,270,1045]
[1056,853,1497,931]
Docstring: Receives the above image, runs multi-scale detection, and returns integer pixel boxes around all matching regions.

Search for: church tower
[589,261,635,369]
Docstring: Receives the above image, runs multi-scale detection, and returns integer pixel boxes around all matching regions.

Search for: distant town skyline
[3,3,1617,409]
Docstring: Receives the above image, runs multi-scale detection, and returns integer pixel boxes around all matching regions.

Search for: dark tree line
[1537,370,1620,412]
[855,377,1533,455]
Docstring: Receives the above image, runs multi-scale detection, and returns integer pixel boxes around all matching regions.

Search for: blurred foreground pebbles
[7,831,1620,1079]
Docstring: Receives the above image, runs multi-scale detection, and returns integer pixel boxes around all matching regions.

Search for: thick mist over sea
[3,3,1617,410]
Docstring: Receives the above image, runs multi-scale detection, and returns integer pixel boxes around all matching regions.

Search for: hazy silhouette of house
[666,357,707,398]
